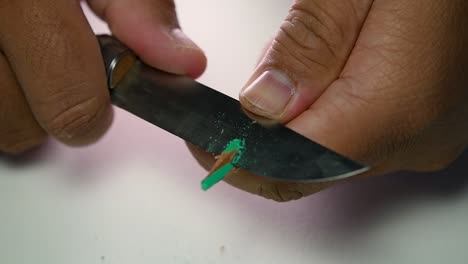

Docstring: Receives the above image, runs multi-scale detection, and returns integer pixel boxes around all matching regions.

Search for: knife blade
[97,35,368,182]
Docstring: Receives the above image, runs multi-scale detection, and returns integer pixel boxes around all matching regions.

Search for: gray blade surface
[110,61,368,181]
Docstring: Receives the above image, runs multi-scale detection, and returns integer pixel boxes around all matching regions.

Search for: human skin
[189,0,468,201]
[0,0,206,150]
[1,0,467,202]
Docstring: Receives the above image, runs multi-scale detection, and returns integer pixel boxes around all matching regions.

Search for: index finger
[0,0,112,145]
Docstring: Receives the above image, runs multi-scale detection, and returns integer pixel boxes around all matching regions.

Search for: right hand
[190,0,468,201]
[0,0,206,153]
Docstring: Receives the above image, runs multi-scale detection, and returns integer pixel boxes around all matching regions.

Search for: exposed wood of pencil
[207,150,238,175]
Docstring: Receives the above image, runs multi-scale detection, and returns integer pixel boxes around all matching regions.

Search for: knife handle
[97,35,137,89]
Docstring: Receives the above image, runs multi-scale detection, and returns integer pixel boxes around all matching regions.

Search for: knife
[97,35,368,182]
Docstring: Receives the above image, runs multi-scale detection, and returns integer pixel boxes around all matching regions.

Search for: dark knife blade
[98,35,368,181]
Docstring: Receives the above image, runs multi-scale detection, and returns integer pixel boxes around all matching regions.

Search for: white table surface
[1,1,468,263]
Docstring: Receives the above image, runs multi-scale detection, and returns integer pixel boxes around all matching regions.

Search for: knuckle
[158,0,176,12]
[413,158,453,172]
[186,142,216,171]
[423,160,454,171]
[375,133,416,164]
[413,148,463,172]
[354,118,420,165]
[146,0,178,27]
[330,78,425,165]
[45,94,106,143]
[270,2,350,73]
[256,183,304,202]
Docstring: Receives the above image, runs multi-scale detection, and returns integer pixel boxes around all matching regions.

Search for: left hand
[0,0,206,153]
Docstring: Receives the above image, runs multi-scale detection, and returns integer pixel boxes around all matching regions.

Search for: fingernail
[171,29,199,50]
[240,70,294,117]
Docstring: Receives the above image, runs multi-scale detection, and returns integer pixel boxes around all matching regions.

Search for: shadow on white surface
[2,2,467,263]
[3,109,468,244]
[2,109,468,264]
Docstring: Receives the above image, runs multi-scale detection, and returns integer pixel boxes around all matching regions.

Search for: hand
[190,0,468,201]
[0,0,206,152]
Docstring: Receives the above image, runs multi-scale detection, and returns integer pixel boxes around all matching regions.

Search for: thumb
[87,0,206,78]
[240,0,373,122]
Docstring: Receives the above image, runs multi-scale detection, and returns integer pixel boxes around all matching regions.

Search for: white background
[1,1,468,263]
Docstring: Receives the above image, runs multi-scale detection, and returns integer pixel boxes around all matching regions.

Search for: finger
[223,169,336,202]
[239,0,373,122]
[87,0,206,78]
[288,1,468,169]
[189,0,377,200]
[256,38,274,66]
[221,0,373,200]
[0,52,46,154]
[0,0,112,146]
[187,142,336,202]
[193,36,336,201]
[186,142,216,171]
